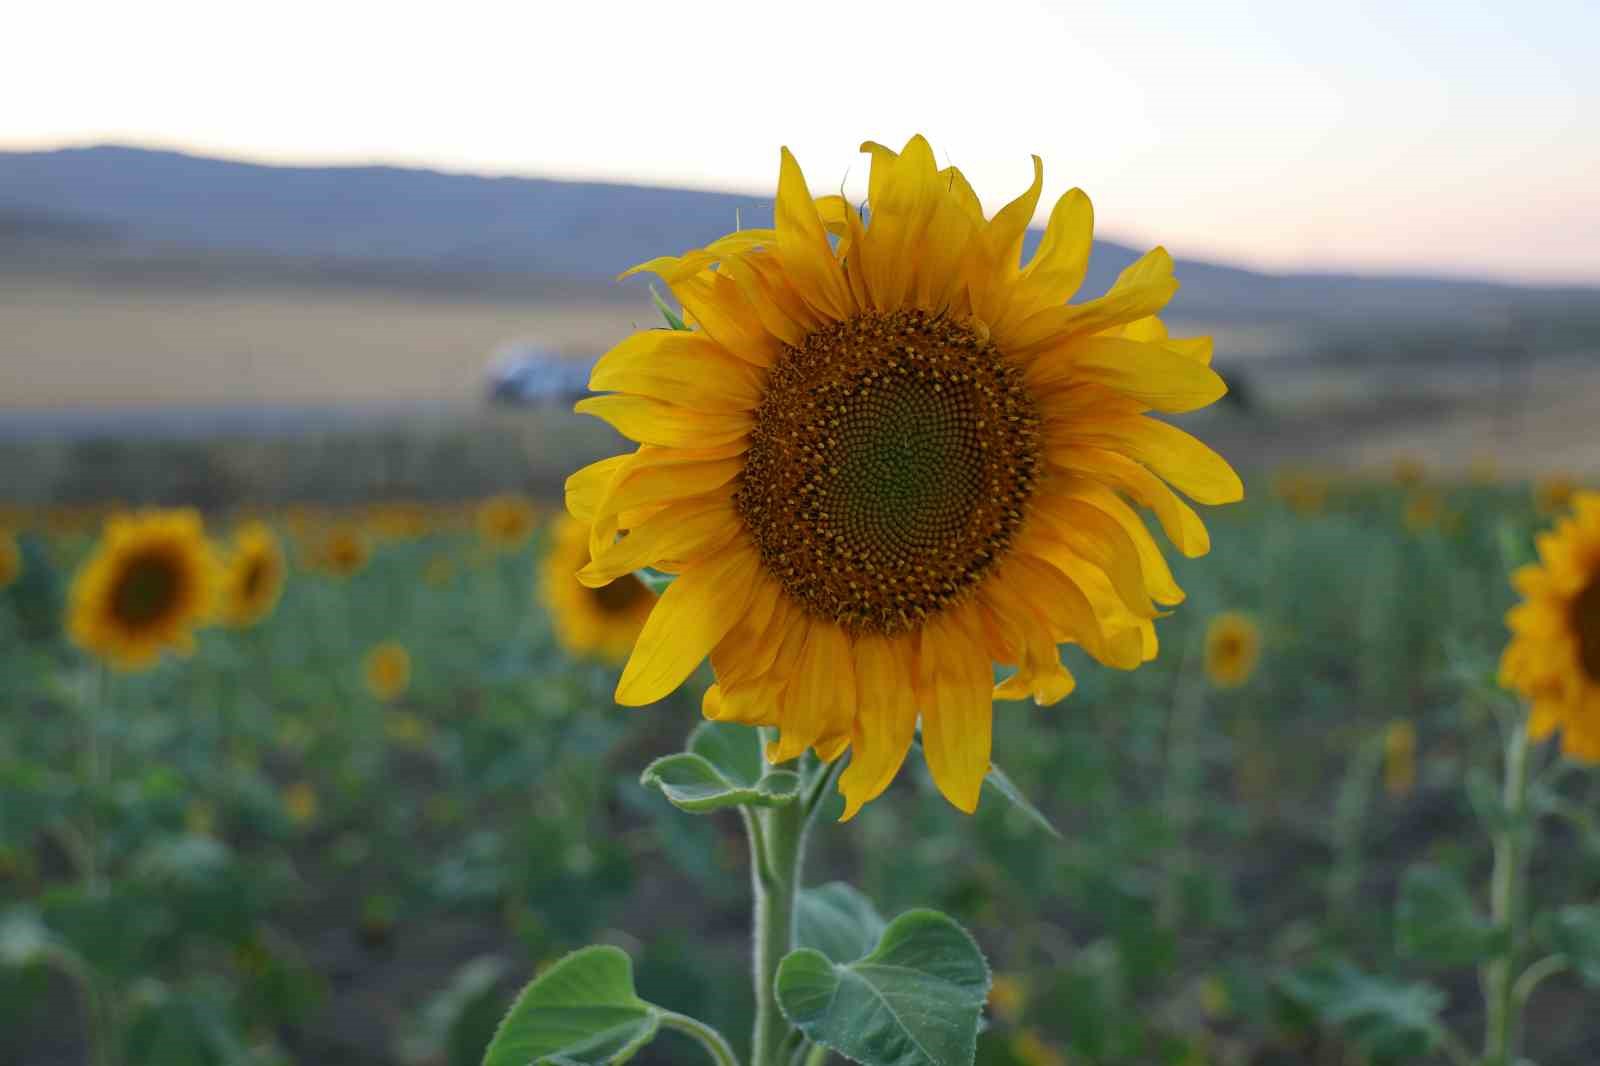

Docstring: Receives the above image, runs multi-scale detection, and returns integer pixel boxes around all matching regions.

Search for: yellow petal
[590,330,764,412]
[1026,498,1157,618]
[776,147,852,321]
[565,455,631,522]
[615,546,761,706]
[1029,336,1227,413]
[1051,477,1186,603]
[1016,187,1094,308]
[1048,446,1211,558]
[918,608,993,814]
[838,633,919,820]
[668,269,785,367]
[574,395,751,449]
[580,492,740,586]
[769,621,856,763]
[1055,416,1242,506]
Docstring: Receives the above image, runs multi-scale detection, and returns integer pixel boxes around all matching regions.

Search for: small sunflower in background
[1272,470,1328,517]
[1204,612,1261,689]
[282,781,319,826]
[477,493,538,550]
[364,642,412,702]
[569,135,1241,816]
[68,509,219,671]
[1403,489,1445,534]
[218,521,285,628]
[1500,492,1600,760]
[311,524,369,578]
[1535,474,1579,516]
[1384,720,1418,798]
[540,514,655,664]
[0,530,20,590]
[1393,455,1426,488]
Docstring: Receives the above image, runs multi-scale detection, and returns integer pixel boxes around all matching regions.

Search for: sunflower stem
[1481,717,1532,1066]
[750,727,808,1066]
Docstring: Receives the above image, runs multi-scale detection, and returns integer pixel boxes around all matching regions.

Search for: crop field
[4,469,1600,1066]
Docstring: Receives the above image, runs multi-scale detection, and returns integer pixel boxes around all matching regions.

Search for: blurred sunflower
[1272,470,1328,517]
[68,509,219,671]
[1500,492,1600,760]
[1535,474,1578,515]
[218,521,285,628]
[0,530,20,590]
[540,514,656,663]
[282,781,319,825]
[1204,612,1261,689]
[312,525,369,578]
[478,494,539,550]
[568,135,1241,815]
[1393,456,1426,488]
[1403,490,1445,534]
[364,642,411,702]
[1384,719,1417,798]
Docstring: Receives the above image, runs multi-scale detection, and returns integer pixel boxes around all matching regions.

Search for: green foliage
[641,722,802,813]
[796,882,887,964]
[1543,904,1600,987]
[776,910,990,1066]
[484,947,660,1066]
[1395,863,1505,965]
[1276,960,1445,1064]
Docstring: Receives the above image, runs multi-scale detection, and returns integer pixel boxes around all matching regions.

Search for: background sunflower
[218,520,285,628]
[540,514,655,663]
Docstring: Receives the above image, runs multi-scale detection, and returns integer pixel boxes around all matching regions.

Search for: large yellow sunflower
[1500,492,1600,760]
[218,521,286,628]
[68,509,219,671]
[567,136,1242,816]
[540,515,656,663]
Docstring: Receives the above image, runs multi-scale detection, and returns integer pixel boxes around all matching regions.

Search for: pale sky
[5,0,1597,284]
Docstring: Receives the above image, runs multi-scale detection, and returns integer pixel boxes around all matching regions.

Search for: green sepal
[640,722,801,813]
[635,569,676,596]
[776,909,990,1066]
[910,738,1061,839]
[482,946,658,1066]
[1395,864,1505,965]
[650,286,690,331]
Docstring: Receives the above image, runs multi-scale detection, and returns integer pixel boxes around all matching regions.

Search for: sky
[5,0,1597,285]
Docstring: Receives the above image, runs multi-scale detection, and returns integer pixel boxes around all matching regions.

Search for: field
[4,472,1600,1066]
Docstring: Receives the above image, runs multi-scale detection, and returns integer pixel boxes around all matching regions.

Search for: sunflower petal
[919,608,994,814]
[590,330,764,412]
[615,547,761,706]
[839,634,919,820]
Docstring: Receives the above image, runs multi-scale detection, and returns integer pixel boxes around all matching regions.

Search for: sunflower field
[4,472,1599,1066]
[6,134,1600,1066]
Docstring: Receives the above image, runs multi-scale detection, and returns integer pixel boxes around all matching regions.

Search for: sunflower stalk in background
[481,135,1241,1066]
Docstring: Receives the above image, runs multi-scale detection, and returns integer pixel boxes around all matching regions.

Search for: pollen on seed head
[734,309,1040,636]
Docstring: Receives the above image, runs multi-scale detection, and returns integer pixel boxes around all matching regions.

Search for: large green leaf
[483,947,659,1066]
[776,909,990,1066]
[1276,961,1444,1064]
[1395,864,1504,965]
[797,883,887,964]
[1545,904,1600,987]
[640,722,800,813]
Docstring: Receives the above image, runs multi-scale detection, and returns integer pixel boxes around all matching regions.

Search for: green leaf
[1395,864,1504,965]
[777,909,990,1066]
[797,883,888,964]
[1276,961,1444,1064]
[398,955,509,1066]
[635,569,676,596]
[981,764,1062,840]
[1545,904,1600,987]
[483,946,660,1066]
[640,722,800,813]
[0,907,51,968]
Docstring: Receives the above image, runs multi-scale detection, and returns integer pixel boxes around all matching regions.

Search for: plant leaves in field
[776,909,990,1066]
[398,955,509,1066]
[1276,960,1444,1064]
[1395,864,1504,965]
[797,883,888,964]
[483,946,659,1066]
[639,721,800,813]
[1544,904,1600,987]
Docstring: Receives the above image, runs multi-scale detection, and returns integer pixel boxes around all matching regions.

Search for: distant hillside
[4,144,1597,326]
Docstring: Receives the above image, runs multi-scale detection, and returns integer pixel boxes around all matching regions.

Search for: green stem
[1482,721,1532,1066]
[800,1041,830,1066]
[750,728,810,1066]
[660,1010,742,1066]
[1157,639,1204,929]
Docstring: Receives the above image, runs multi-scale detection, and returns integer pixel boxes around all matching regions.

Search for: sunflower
[1204,612,1261,689]
[478,494,539,550]
[364,641,412,702]
[1500,492,1600,760]
[311,525,369,578]
[566,136,1242,815]
[540,514,656,663]
[0,530,20,590]
[1535,474,1579,516]
[68,508,219,671]
[218,521,285,628]
[1272,470,1328,517]
[1383,719,1417,798]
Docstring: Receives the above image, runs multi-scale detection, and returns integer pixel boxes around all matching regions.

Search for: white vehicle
[484,343,598,407]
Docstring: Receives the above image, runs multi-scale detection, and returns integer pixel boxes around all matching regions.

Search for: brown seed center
[735,309,1039,635]
[1572,577,1600,682]
[112,550,180,626]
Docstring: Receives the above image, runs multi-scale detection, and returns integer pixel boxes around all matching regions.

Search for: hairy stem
[660,1010,742,1066]
[750,728,809,1066]
[1482,722,1532,1066]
